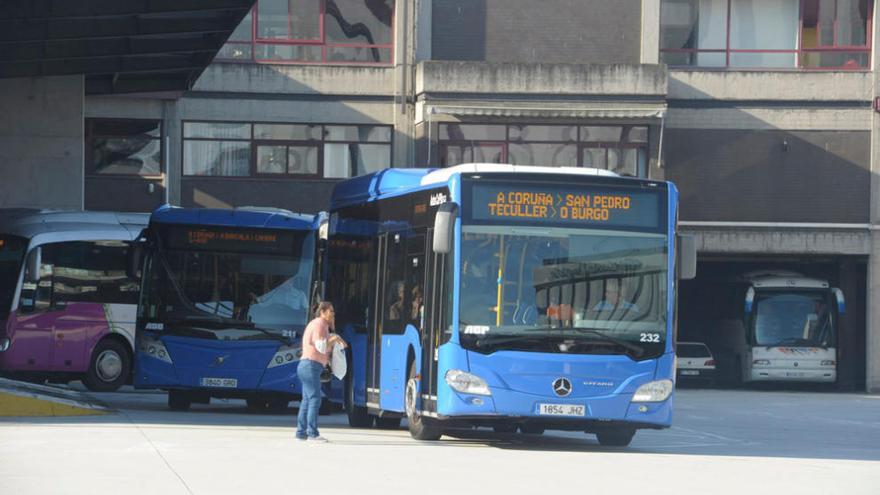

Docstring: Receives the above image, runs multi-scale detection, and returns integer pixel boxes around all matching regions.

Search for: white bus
[718,272,844,384]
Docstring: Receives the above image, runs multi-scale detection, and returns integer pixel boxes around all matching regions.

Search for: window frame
[181,120,393,180]
[85,118,164,178]
[217,0,396,66]
[437,124,650,178]
[659,0,873,70]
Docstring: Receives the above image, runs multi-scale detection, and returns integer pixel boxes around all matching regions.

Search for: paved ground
[1,387,878,495]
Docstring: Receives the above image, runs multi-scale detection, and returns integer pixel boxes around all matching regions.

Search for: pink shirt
[301,317,331,366]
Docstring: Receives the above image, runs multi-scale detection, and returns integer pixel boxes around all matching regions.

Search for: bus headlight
[632,379,673,402]
[137,335,172,364]
[0,338,10,352]
[821,360,836,366]
[753,359,771,366]
[267,345,299,369]
[445,369,491,396]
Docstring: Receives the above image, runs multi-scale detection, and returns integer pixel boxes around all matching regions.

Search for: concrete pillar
[837,259,863,391]
[868,233,880,393]
[641,0,661,64]
[0,76,85,209]
[867,7,880,393]
[163,100,182,206]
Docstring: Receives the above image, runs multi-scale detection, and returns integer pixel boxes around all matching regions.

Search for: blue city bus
[134,206,323,411]
[326,164,695,445]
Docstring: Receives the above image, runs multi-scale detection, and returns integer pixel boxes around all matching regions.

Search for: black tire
[493,423,519,434]
[405,362,443,440]
[375,416,402,429]
[345,374,373,427]
[168,390,192,411]
[82,339,130,392]
[596,428,636,447]
[519,424,545,435]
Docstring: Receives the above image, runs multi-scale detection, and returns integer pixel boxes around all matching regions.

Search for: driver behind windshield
[250,275,309,313]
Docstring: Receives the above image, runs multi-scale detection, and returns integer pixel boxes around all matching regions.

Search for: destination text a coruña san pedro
[487,191,631,220]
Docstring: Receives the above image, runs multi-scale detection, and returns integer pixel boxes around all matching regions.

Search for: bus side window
[406,235,426,333]
[382,233,407,335]
[47,241,138,308]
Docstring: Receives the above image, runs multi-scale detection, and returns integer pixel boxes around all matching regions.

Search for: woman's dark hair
[313,301,334,318]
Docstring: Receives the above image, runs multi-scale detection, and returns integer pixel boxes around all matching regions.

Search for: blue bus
[134,206,323,411]
[326,164,695,445]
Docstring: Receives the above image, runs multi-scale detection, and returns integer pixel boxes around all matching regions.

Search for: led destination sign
[161,225,299,255]
[469,182,662,229]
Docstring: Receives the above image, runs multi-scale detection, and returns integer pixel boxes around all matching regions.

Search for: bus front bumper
[437,386,672,429]
[749,368,836,382]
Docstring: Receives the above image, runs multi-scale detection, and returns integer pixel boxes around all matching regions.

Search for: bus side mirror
[744,287,755,314]
[126,244,143,279]
[677,234,697,280]
[433,202,459,255]
[25,247,41,284]
[832,288,845,314]
[318,212,329,241]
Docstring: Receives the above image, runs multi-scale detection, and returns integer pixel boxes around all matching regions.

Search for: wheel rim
[405,378,418,422]
[95,350,122,382]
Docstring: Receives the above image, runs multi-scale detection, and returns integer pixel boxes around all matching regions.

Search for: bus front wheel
[595,428,636,447]
[168,390,192,411]
[405,362,443,441]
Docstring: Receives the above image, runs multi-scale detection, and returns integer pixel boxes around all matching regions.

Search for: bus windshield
[0,235,27,318]
[752,291,835,348]
[458,225,667,358]
[141,231,315,341]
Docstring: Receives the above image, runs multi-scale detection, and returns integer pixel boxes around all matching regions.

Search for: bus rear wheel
[82,339,130,392]
[595,428,636,447]
[405,362,442,441]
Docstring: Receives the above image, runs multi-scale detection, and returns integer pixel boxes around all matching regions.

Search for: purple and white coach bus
[0,210,147,391]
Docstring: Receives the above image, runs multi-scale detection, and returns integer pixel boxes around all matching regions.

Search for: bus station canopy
[0,0,254,95]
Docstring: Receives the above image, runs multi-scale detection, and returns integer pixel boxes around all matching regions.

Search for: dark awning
[0,0,254,95]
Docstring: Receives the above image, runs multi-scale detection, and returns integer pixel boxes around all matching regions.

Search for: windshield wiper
[567,328,646,358]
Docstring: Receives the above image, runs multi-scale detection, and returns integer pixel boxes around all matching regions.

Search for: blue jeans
[296,359,324,438]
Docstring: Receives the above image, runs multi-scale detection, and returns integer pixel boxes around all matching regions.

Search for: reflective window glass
[184,122,250,140]
[184,141,251,176]
[325,0,393,45]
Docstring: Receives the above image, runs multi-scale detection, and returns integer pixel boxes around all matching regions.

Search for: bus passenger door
[421,229,445,412]
[367,234,387,408]
[10,247,54,371]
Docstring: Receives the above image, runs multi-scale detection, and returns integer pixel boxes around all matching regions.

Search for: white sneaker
[308,436,329,443]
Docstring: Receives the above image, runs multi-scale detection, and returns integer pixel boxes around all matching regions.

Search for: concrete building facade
[1,0,878,392]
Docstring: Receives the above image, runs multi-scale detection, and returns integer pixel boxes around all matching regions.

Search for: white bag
[330,344,347,380]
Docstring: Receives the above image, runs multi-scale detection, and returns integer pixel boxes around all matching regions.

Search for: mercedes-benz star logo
[552,377,572,397]
[212,355,230,367]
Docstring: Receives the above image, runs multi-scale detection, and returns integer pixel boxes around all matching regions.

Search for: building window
[216,0,394,65]
[183,122,392,179]
[85,119,163,176]
[438,124,649,177]
[660,0,872,69]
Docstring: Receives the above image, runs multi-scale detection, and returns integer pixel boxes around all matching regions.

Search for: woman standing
[296,301,346,442]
